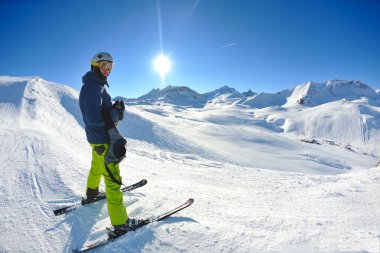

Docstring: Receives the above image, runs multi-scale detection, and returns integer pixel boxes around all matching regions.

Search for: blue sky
[1,0,379,98]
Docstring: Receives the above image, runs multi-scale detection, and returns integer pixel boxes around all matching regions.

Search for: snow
[0,76,379,253]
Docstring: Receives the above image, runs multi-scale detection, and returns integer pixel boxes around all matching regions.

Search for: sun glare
[153,55,172,82]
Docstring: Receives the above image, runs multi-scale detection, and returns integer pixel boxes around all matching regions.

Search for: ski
[53,179,147,216]
[73,198,194,253]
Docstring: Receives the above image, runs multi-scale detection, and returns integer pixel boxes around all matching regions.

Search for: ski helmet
[91,52,114,67]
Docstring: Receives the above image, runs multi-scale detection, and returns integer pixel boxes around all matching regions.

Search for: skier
[79,52,142,236]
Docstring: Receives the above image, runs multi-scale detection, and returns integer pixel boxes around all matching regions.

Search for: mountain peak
[204,85,243,100]
[243,89,256,97]
[136,85,206,107]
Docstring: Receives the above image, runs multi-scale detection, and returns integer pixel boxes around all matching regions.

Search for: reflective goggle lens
[99,61,113,72]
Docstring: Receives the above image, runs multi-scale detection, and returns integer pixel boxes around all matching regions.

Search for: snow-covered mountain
[284,80,378,107]
[0,76,379,253]
[125,80,379,109]
[203,85,244,100]
[132,85,207,107]
[227,79,378,109]
[122,80,380,155]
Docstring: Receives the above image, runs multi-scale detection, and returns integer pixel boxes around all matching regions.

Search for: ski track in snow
[0,76,380,253]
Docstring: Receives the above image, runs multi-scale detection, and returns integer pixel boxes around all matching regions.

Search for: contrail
[221,42,237,49]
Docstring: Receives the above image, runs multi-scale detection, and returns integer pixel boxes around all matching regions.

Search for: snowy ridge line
[121,79,379,108]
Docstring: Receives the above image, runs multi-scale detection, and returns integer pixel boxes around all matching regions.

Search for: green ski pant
[87,143,128,226]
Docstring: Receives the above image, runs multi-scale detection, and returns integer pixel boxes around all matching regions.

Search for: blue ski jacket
[79,71,117,144]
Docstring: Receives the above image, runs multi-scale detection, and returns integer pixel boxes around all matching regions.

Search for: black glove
[102,109,115,130]
[112,100,125,121]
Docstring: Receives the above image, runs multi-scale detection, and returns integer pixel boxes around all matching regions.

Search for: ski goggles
[99,61,114,73]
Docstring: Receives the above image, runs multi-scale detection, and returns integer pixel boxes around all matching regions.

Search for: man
[79,52,142,236]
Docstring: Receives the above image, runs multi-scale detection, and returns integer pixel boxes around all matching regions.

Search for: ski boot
[108,218,147,239]
[81,187,106,205]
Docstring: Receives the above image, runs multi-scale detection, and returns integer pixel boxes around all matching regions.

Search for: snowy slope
[129,80,380,160]
[242,89,292,108]
[0,76,379,253]
[0,76,87,252]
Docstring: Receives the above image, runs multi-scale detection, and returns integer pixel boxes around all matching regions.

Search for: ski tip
[141,179,147,185]
[187,198,194,205]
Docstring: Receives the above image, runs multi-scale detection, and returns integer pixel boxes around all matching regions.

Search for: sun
[153,55,172,82]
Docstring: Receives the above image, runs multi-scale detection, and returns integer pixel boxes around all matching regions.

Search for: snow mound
[0,76,83,129]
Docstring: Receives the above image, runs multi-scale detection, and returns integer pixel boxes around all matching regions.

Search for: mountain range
[117,79,379,108]
[115,79,380,156]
